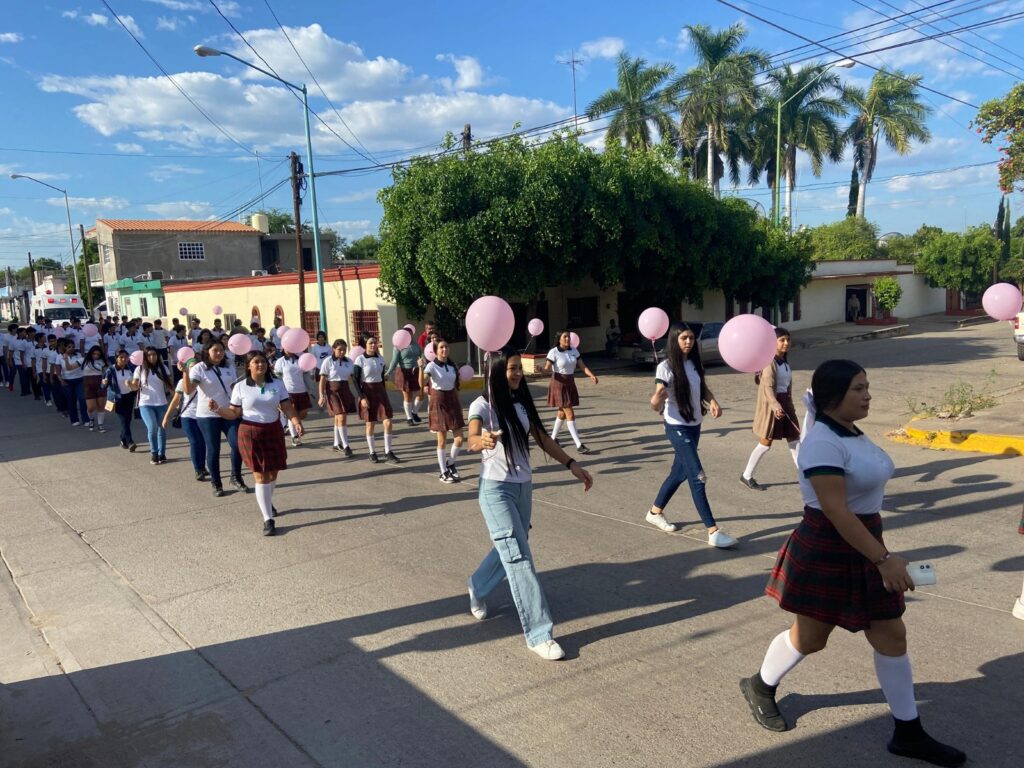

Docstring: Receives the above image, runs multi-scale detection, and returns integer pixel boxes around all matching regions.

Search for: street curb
[954,314,996,328]
[794,324,910,350]
[888,421,1024,456]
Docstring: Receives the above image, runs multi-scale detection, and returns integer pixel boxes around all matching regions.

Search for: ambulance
[30,289,89,325]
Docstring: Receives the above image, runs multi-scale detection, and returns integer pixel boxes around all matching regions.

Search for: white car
[1014,311,1024,361]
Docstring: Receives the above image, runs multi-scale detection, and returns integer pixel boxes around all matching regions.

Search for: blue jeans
[653,423,717,528]
[181,417,206,474]
[64,379,87,424]
[197,417,242,487]
[139,404,168,455]
[470,479,553,646]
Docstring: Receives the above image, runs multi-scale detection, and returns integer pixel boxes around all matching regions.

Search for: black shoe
[128,442,137,453]
[120,440,128,450]
[198,470,209,482]
[739,675,789,732]
[888,718,966,767]
[332,445,342,453]
[446,463,460,480]
[158,454,167,465]
[150,453,159,465]
[411,412,422,423]
[439,470,455,484]
[271,506,278,518]
[740,475,765,491]
[343,446,353,458]
[212,485,225,498]
[406,418,416,427]
[385,451,401,464]
[577,444,591,455]
[369,452,380,464]
[231,477,248,492]
[195,471,205,482]
[262,519,275,536]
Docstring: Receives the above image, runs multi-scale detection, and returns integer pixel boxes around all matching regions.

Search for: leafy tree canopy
[917,226,1000,295]
[973,83,1024,194]
[807,217,880,260]
[341,234,380,262]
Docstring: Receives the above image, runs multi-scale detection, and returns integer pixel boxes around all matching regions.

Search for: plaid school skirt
[767,392,801,442]
[394,366,421,393]
[238,420,288,474]
[765,506,905,632]
[289,391,312,412]
[325,380,356,416]
[428,388,465,433]
[547,372,580,408]
[359,381,393,422]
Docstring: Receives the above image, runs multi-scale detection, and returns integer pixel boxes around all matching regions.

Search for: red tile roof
[97,219,261,234]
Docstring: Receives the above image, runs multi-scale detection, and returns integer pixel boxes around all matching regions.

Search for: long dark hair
[485,347,544,469]
[141,346,172,389]
[811,359,865,414]
[85,344,107,371]
[201,340,230,368]
[666,323,708,423]
[244,350,277,386]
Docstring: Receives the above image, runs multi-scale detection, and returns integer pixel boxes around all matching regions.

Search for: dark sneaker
[369,452,380,464]
[740,675,789,732]
[439,470,455,484]
[120,440,128,449]
[411,412,422,424]
[195,471,205,482]
[262,519,275,536]
[740,475,765,491]
[385,451,401,464]
[406,418,416,427]
[230,476,249,492]
[128,442,137,452]
[343,446,353,458]
[157,454,167,465]
[888,718,966,767]
[212,485,225,498]
[446,463,460,480]
[150,453,159,465]
[332,445,342,453]
[577,444,591,455]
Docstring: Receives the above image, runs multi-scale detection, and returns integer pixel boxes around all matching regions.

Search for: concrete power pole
[79,223,90,311]
[27,252,35,289]
[462,123,472,157]
[290,152,307,325]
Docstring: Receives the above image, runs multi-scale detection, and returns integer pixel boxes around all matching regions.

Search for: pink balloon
[298,352,318,372]
[392,329,412,350]
[179,307,189,316]
[638,307,670,340]
[227,333,252,356]
[350,345,365,360]
[424,344,436,362]
[527,318,544,336]
[466,295,515,352]
[719,314,777,373]
[569,332,580,349]
[53,327,65,338]
[176,346,193,364]
[982,283,1023,321]
[459,364,475,381]
[278,325,290,336]
[281,327,311,355]
[129,350,144,366]
[83,323,99,337]
[212,305,223,315]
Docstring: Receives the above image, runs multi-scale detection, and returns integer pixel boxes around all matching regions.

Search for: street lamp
[194,44,329,335]
[9,173,84,302]
[774,58,855,228]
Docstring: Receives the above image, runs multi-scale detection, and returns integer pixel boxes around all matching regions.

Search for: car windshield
[44,307,88,321]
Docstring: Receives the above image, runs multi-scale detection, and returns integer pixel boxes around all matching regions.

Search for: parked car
[632,321,724,367]
[1014,311,1024,361]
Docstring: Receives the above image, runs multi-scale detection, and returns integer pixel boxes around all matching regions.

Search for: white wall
[895,273,946,318]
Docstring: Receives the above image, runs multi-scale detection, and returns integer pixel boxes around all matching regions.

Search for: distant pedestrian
[104,350,137,450]
[58,338,87,427]
[318,339,356,457]
[847,293,862,322]
[352,336,398,464]
[274,352,311,446]
[418,339,465,483]
[545,330,598,454]
[605,318,621,358]
[131,347,173,465]
[385,333,424,425]
[82,345,109,432]
[163,371,206,481]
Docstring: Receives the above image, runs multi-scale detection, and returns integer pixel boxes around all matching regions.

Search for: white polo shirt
[230,378,289,424]
[188,361,235,418]
[424,360,458,391]
[133,367,169,407]
[320,357,354,381]
[274,356,307,394]
[546,346,580,375]
[353,354,386,383]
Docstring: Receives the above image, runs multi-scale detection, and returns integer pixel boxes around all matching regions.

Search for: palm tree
[846,70,932,218]
[674,23,768,197]
[585,53,677,152]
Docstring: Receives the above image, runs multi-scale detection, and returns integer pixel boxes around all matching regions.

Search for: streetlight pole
[194,45,329,336]
[774,59,855,229]
[9,174,84,302]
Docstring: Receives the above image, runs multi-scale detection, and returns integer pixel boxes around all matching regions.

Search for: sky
[1,0,1023,271]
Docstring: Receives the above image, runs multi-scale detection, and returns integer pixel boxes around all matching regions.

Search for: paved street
[1,318,1022,768]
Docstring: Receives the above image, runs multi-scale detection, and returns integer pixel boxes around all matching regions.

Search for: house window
[566,296,600,328]
[302,311,321,336]
[781,302,791,323]
[102,244,113,263]
[793,293,802,321]
[273,305,285,325]
[178,242,205,261]
[351,310,380,343]
[157,297,166,318]
[140,298,149,317]
[223,313,238,332]
[251,305,261,326]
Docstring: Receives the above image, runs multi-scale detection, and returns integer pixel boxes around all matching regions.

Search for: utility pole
[27,251,35,289]
[78,223,90,311]
[290,152,307,325]
[557,50,584,132]
[461,123,472,157]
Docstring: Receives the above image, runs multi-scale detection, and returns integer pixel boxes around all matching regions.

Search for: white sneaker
[708,529,737,548]
[468,578,487,620]
[645,510,680,533]
[1013,598,1024,621]
[528,639,565,661]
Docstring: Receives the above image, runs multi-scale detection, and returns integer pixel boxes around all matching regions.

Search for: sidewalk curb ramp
[888,421,1024,456]
[794,324,910,350]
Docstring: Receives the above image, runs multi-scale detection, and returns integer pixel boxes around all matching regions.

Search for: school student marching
[741,327,801,490]
[385,334,425,425]
[104,350,137,450]
[352,336,399,464]
[544,330,598,454]
[739,360,965,767]
[31,333,50,404]
[130,348,173,465]
[82,345,109,432]
[48,337,68,416]
[212,350,304,536]
[318,339,357,457]
[418,339,465,483]
[645,324,737,548]
[273,352,311,446]
[58,339,88,426]
[163,370,206,481]
[102,324,122,364]
[466,347,593,661]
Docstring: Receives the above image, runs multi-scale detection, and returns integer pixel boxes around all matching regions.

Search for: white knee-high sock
[366,434,376,454]
[333,426,341,447]
[414,397,423,413]
[436,448,447,473]
[339,425,349,448]
[402,401,412,419]
[874,652,919,721]
[384,432,393,454]
[566,420,582,448]
[787,440,800,467]
[287,421,298,438]
[255,483,273,522]
[449,443,461,463]
[759,629,806,687]
[551,417,564,439]
[96,411,105,426]
[743,443,771,480]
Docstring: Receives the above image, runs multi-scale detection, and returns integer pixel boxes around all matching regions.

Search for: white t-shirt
[175,379,200,419]
[112,367,134,394]
[354,354,386,383]
[103,333,122,356]
[546,346,580,375]
[188,362,235,418]
[424,361,458,391]
[168,334,189,358]
[798,416,895,516]
[150,329,169,349]
[82,357,107,377]
[311,343,332,363]
[125,331,145,351]
[775,360,792,393]
[230,378,289,424]
[60,352,85,380]
[468,396,532,483]
[15,338,32,366]
[47,349,60,375]
[190,328,204,344]
[320,357,354,381]
[33,346,49,374]
[274,357,308,393]
[133,366,169,407]
[655,359,703,426]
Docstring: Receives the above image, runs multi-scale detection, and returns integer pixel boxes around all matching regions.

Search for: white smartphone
[908,561,937,587]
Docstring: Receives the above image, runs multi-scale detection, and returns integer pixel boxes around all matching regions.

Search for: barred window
[351,310,380,343]
[567,296,600,328]
[178,242,205,260]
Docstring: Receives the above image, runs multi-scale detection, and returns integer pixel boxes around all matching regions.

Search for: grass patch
[904,376,998,420]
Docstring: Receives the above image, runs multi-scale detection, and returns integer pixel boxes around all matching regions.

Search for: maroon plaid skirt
[768,392,801,442]
[428,388,465,433]
[547,372,580,408]
[765,506,904,633]
[394,366,421,393]
[289,391,312,412]
[238,420,288,474]
[359,381,393,422]
[325,380,356,416]
[83,375,104,400]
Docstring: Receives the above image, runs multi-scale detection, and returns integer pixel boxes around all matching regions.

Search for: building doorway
[845,286,869,322]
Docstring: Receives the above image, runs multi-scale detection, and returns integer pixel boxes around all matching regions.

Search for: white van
[30,292,89,325]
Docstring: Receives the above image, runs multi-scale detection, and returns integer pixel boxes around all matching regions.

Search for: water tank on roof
[250,213,270,234]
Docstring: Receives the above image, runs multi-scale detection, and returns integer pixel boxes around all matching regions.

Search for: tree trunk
[706,123,715,195]
[856,142,871,218]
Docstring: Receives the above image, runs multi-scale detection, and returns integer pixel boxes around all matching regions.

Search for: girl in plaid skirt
[740,360,965,767]
[544,330,598,454]
[417,339,465,483]
[318,339,357,457]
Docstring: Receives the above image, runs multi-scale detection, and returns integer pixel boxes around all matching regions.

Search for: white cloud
[436,53,486,90]
[143,0,239,15]
[329,189,379,204]
[115,142,145,153]
[84,13,110,27]
[148,164,204,182]
[48,196,129,212]
[63,10,144,38]
[325,219,374,238]
[144,200,215,218]
[156,17,182,32]
[885,164,996,194]
[0,32,23,43]
[578,37,624,60]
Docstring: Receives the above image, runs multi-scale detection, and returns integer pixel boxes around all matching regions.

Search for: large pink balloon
[719,314,777,373]
[212,305,223,315]
[569,332,580,349]
[392,329,412,350]
[459,364,475,381]
[424,344,436,362]
[298,352,318,372]
[129,350,144,366]
[403,323,416,336]
[227,333,252,356]
[349,345,365,360]
[982,283,1023,321]
[179,307,189,316]
[466,295,515,352]
[176,346,193,364]
[527,318,544,336]
[82,323,99,338]
[281,327,311,355]
[638,307,670,340]
[278,325,290,336]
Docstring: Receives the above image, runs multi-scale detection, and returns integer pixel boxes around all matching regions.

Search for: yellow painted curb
[888,422,1024,456]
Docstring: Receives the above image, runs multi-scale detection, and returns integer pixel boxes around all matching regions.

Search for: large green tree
[973,83,1024,194]
[917,226,1000,296]
[585,53,677,152]
[846,70,932,218]
[808,217,881,260]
